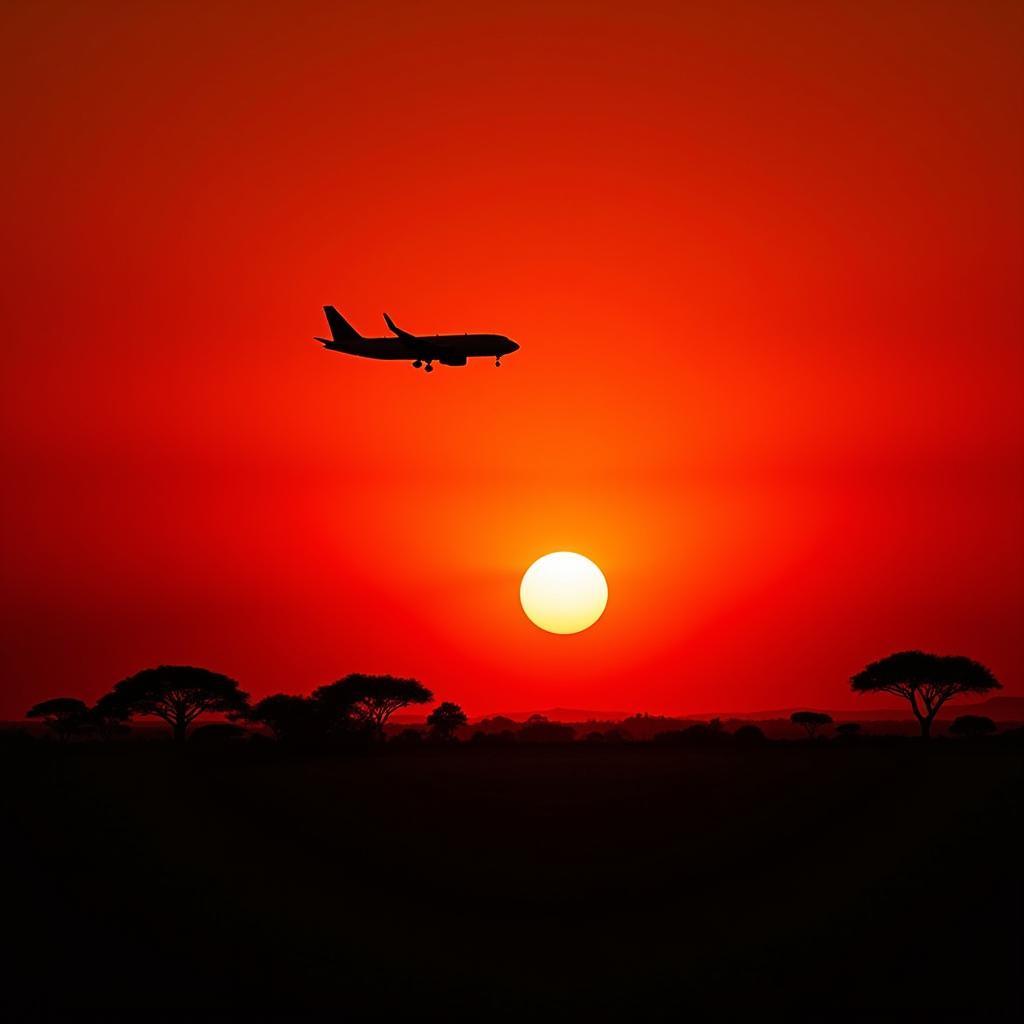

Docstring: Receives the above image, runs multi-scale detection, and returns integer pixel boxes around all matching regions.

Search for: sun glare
[520,552,608,635]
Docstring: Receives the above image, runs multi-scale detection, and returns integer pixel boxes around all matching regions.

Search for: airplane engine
[439,353,468,367]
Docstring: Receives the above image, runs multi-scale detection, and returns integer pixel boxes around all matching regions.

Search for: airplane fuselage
[316,306,519,370]
[324,333,515,363]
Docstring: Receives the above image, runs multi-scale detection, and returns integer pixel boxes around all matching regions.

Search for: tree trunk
[918,714,933,741]
[173,717,188,745]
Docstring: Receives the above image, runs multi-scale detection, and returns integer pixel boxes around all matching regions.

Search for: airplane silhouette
[316,306,519,372]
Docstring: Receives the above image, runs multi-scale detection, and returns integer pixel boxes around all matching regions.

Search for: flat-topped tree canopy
[313,673,433,734]
[97,665,249,744]
[26,697,90,742]
[27,697,89,719]
[851,651,1000,739]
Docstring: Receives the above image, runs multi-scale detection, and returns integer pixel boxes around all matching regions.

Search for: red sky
[2,1,1022,718]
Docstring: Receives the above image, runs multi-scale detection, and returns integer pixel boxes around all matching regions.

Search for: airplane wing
[384,312,459,351]
[383,313,415,339]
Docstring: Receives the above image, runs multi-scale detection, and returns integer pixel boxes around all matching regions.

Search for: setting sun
[520,552,608,635]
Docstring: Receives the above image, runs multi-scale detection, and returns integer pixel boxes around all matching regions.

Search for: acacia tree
[851,651,1000,740]
[790,711,833,739]
[312,674,433,738]
[427,702,468,742]
[96,666,249,745]
[26,698,90,743]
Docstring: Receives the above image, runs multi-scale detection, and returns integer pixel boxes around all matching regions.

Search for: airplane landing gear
[495,359,502,367]
[425,363,434,373]
[413,359,422,368]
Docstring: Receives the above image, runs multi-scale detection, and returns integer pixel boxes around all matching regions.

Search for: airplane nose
[508,340,520,352]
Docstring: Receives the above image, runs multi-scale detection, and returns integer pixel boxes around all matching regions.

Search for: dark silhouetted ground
[2,740,1020,1019]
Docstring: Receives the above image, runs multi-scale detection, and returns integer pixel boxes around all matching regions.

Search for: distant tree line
[26,667,440,748]
[22,650,1008,749]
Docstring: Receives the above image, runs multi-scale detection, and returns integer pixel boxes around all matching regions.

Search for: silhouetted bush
[835,722,861,738]
[790,711,833,739]
[733,724,767,747]
[474,716,517,735]
[948,715,997,738]
[427,701,468,742]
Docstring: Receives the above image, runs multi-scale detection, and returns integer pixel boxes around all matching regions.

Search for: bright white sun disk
[519,552,608,635]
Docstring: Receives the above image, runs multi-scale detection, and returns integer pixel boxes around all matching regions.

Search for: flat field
[2,741,1020,1019]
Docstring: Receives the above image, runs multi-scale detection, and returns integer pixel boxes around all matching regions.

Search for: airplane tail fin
[323,306,363,342]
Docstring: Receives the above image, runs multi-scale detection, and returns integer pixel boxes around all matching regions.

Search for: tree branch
[908,690,925,722]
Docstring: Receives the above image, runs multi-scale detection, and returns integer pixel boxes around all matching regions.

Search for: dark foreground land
[2,741,1020,1020]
